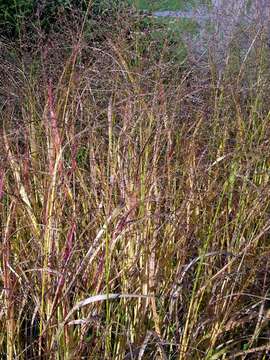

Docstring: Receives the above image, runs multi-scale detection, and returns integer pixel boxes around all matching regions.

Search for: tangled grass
[1,4,270,359]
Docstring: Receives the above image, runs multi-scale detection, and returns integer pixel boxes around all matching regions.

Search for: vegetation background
[1,0,270,359]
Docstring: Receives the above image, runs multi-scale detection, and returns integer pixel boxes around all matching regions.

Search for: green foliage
[92,0,125,15]
[0,0,72,37]
[0,0,125,38]
[76,146,88,167]
[135,15,199,66]
[130,0,186,11]
[130,0,211,11]
[0,0,35,33]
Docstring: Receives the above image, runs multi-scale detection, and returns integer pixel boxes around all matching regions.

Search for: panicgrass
[1,4,270,359]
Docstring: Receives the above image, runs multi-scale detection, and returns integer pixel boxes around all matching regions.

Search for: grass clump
[1,3,270,360]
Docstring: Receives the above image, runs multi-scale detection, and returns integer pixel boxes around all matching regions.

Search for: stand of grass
[1,4,270,359]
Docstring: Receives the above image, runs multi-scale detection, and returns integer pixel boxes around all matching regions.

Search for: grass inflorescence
[1,3,270,359]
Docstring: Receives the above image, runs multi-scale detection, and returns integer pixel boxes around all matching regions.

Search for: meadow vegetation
[1,1,270,359]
